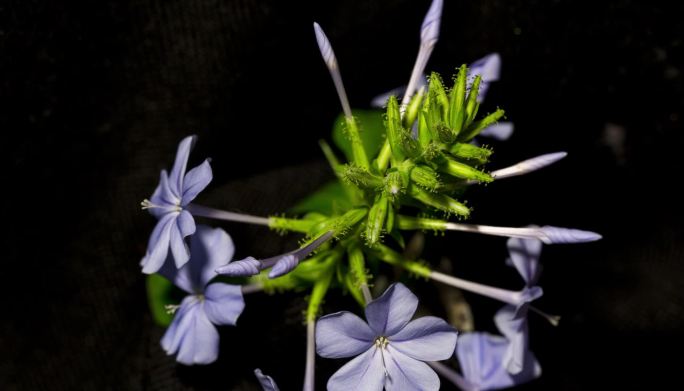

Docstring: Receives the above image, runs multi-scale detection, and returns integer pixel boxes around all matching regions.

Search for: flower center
[374,336,389,349]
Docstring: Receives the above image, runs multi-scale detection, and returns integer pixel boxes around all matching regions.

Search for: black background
[2,0,683,389]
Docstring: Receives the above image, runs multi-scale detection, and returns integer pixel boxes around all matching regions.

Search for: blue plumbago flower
[215,231,334,278]
[140,135,212,274]
[316,283,458,391]
[158,225,244,365]
[254,369,280,391]
[454,331,541,391]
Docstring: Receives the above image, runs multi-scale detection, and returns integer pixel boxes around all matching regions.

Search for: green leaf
[290,181,353,215]
[146,274,176,327]
[332,110,386,164]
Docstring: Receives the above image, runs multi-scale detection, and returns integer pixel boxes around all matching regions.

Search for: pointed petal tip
[268,254,298,278]
[420,0,443,46]
[216,257,262,276]
[540,226,602,244]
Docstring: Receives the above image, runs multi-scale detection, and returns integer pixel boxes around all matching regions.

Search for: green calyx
[266,66,504,310]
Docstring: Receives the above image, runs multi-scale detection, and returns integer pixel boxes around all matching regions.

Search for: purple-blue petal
[326,347,385,391]
[385,346,440,391]
[216,257,262,277]
[181,159,212,206]
[160,295,220,365]
[141,213,177,274]
[316,311,375,359]
[506,236,542,285]
[479,122,514,141]
[365,283,418,336]
[494,306,529,375]
[158,225,234,293]
[268,255,298,278]
[390,316,457,361]
[456,332,541,390]
[203,283,245,326]
[169,216,194,268]
[168,135,196,199]
[254,369,280,391]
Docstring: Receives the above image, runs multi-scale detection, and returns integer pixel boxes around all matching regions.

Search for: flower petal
[254,369,280,391]
[365,283,418,336]
[478,122,514,141]
[203,283,245,326]
[494,306,529,375]
[141,213,177,274]
[168,135,196,198]
[216,257,262,277]
[316,311,374,359]
[385,347,440,391]
[176,306,220,365]
[181,159,212,206]
[507,236,542,285]
[160,296,220,365]
[158,225,234,293]
[390,316,457,361]
[169,211,195,269]
[326,348,385,391]
[456,332,542,389]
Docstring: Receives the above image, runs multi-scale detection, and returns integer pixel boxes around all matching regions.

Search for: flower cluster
[137,0,601,389]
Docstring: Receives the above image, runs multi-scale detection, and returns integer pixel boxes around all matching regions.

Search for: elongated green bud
[449,142,492,164]
[386,95,406,162]
[341,164,384,190]
[333,207,368,236]
[306,268,333,322]
[418,111,431,148]
[269,216,316,234]
[344,116,371,169]
[365,194,389,245]
[448,65,467,134]
[409,185,471,217]
[370,243,431,278]
[386,96,421,161]
[404,87,425,129]
[396,215,448,231]
[459,108,505,142]
[464,75,481,127]
[384,170,407,198]
[409,164,442,191]
[440,155,493,183]
[348,242,369,286]
[428,73,449,117]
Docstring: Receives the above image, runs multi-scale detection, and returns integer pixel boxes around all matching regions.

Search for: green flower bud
[409,185,471,217]
[386,96,421,161]
[364,194,389,246]
[347,242,369,286]
[384,170,407,199]
[343,116,371,170]
[448,64,467,135]
[459,108,505,142]
[341,164,384,190]
[396,215,448,231]
[409,164,442,192]
[449,142,493,165]
[464,74,481,127]
[439,155,493,183]
[403,87,425,129]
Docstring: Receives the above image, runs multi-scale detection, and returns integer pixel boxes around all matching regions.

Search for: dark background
[2,0,683,389]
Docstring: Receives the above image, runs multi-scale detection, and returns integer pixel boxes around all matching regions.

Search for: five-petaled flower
[141,135,212,274]
[316,283,458,390]
[158,225,244,365]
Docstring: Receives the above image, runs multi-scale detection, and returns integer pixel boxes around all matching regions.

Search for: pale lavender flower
[141,135,212,273]
[254,369,280,391]
[316,283,458,390]
[455,332,541,390]
[159,225,244,365]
